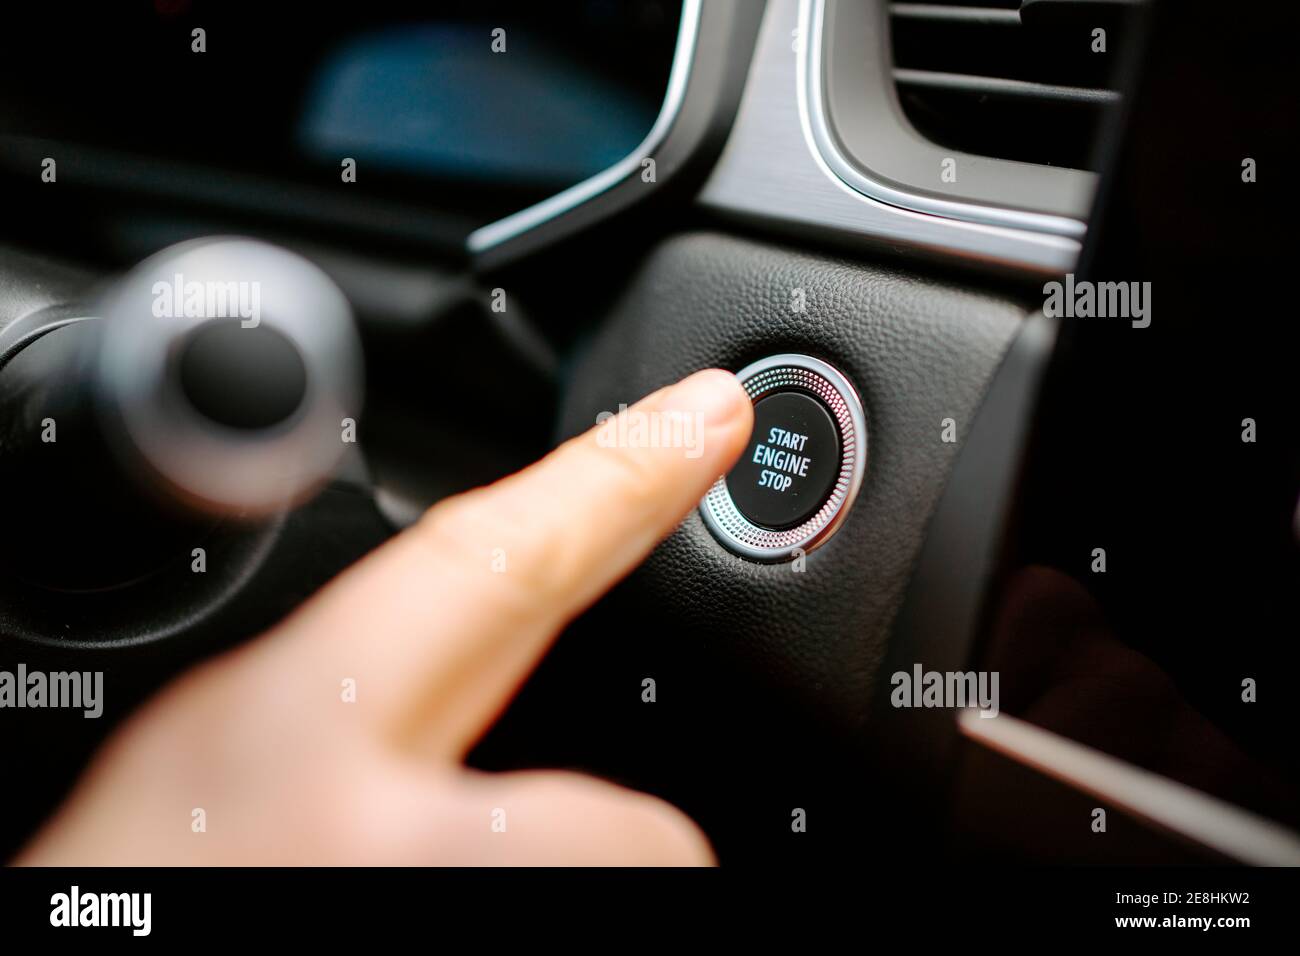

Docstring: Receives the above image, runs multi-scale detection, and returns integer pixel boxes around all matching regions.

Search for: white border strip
[467,0,704,255]
[959,710,1300,865]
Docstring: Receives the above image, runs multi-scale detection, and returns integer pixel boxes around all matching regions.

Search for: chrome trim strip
[800,0,1088,240]
[959,710,1300,866]
[467,0,703,255]
[698,0,1079,275]
[0,315,96,372]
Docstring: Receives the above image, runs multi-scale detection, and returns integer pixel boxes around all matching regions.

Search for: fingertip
[657,368,753,469]
[667,368,750,426]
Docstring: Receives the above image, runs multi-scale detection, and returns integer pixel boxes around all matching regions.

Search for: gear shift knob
[96,237,364,514]
[0,238,363,590]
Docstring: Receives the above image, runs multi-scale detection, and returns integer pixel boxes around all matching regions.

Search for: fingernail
[671,369,748,426]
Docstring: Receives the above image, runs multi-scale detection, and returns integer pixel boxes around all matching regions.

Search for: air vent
[889,0,1141,170]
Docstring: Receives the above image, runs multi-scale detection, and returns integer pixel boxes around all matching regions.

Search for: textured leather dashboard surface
[558,232,1029,730]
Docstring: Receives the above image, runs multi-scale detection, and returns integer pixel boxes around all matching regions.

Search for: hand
[16,369,752,865]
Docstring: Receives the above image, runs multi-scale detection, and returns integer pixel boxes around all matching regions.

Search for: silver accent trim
[0,314,95,371]
[467,0,703,255]
[959,710,1300,866]
[701,354,866,562]
[698,0,1080,274]
[802,0,1087,239]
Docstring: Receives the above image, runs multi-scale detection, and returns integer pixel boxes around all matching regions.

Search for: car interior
[1,0,1296,869]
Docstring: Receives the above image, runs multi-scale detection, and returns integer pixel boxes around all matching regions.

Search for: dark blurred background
[0,0,681,248]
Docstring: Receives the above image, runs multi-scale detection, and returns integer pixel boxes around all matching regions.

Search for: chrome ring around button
[700,354,867,562]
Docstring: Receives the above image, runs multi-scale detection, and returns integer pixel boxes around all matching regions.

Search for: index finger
[265,368,752,758]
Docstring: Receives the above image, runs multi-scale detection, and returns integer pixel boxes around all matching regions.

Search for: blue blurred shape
[299,24,657,188]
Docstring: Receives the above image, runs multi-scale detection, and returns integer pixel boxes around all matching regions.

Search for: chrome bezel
[701,353,866,562]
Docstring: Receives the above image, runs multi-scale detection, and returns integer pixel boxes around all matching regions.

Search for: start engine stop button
[701,354,866,562]
[726,392,841,529]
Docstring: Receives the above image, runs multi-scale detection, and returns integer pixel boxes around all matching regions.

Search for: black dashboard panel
[0,1,678,208]
[556,231,1027,729]
[0,0,683,262]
